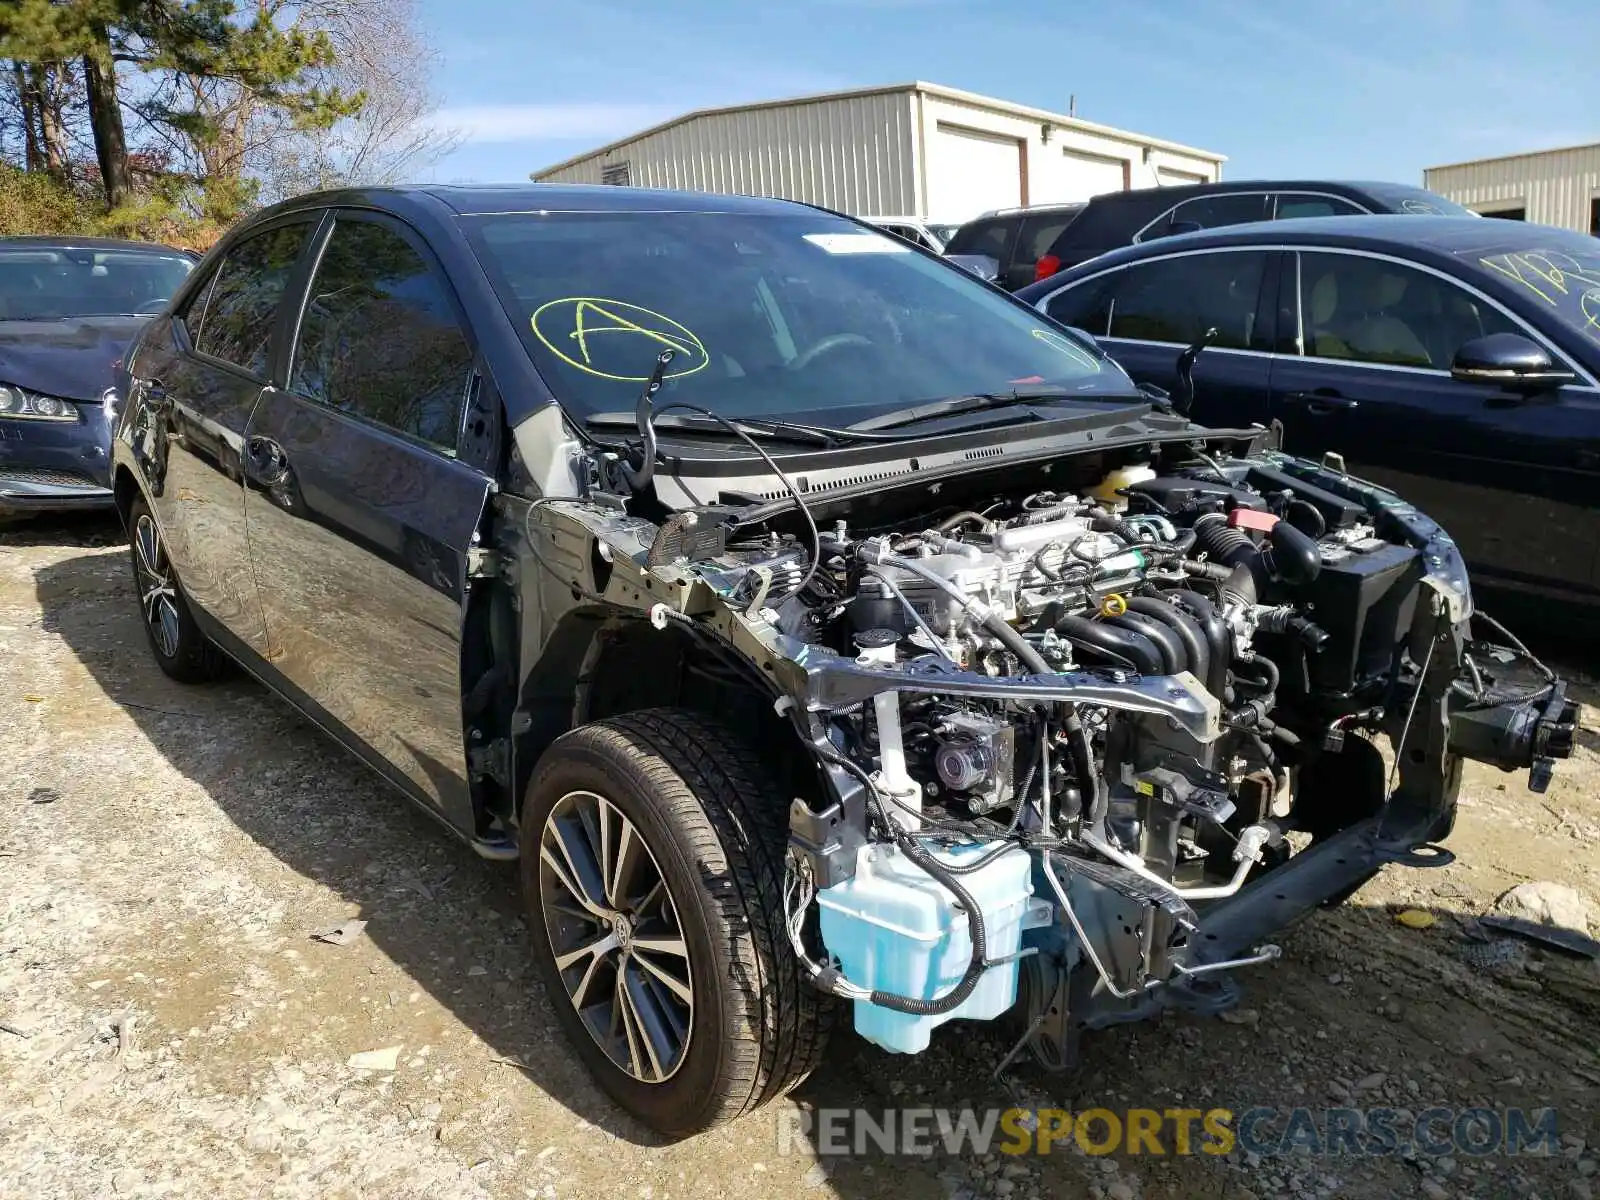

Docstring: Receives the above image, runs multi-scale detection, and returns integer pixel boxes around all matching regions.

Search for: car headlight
[0,383,81,422]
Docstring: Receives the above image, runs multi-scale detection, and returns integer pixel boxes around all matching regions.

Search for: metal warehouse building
[1424,142,1600,234]
[532,82,1225,223]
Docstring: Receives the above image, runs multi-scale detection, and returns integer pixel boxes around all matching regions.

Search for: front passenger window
[194,223,314,376]
[290,219,474,452]
[1297,252,1520,369]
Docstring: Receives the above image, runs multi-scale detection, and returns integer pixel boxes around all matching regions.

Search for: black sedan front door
[241,211,493,833]
[1269,249,1600,601]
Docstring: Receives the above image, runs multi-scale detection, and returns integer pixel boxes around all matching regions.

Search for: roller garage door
[928,123,1023,219]
[1061,148,1128,201]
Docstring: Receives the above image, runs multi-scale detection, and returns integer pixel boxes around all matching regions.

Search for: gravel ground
[2,515,1598,1200]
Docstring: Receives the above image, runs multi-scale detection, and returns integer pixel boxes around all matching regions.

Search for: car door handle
[245,436,289,486]
[1286,390,1359,415]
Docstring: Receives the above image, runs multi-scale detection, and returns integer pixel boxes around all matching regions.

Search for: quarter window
[1275,193,1365,219]
[1298,252,1519,369]
[290,218,472,451]
[194,223,314,375]
[1102,252,1269,349]
[1044,279,1112,336]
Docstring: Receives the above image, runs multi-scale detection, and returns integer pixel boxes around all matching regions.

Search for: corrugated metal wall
[1425,144,1600,232]
[538,92,919,215]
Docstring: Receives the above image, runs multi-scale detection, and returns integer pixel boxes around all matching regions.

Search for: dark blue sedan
[0,236,194,518]
[1017,216,1600,612]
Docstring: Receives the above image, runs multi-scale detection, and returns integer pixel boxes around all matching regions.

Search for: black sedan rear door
[240,210,494,834]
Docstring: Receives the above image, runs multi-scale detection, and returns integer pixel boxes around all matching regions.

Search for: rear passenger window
[1105,251,1269,349]
[945,219,1010,259]
[194,223,313,375]
[290,218,473,452]
[1275,194,1365,220]
[1141,193,1269,241]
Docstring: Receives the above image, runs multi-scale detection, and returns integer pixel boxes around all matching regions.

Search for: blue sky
[421,0,1599,187]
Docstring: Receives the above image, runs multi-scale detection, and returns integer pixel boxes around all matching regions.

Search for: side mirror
[1451,332,1576,390]
[1167,220,1203,237]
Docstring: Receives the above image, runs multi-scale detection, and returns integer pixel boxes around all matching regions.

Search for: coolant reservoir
[815,840,1032,1054]
[1088,463,1156,511]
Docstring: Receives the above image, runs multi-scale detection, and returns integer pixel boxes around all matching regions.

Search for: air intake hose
[1194,513,1323,592]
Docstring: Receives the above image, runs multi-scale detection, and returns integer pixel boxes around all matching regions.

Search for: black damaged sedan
[0,235,193,519]
[111,186,1574,1137]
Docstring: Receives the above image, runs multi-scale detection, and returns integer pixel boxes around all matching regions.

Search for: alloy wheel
[538,789,694,1083]
[133,513,181,659]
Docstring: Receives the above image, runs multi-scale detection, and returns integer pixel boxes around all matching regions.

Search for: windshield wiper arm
[847,386,1137,432]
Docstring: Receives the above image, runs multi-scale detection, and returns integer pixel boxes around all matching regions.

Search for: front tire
[126,494,228,683]
[521,709,833,1137]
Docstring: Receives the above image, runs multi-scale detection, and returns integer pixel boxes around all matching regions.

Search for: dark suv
[941,202,1087,291]
[1027,180,1474,285]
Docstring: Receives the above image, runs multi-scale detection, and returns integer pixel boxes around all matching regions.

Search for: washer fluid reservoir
[815,839,1033,1054]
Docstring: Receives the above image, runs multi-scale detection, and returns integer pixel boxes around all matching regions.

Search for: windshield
[0,245,193,320]
[1467,238,1600,350]
[465,210,1126,425]
[928,223,961,245]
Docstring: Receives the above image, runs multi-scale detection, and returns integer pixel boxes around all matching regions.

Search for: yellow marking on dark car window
[531,298,709,381]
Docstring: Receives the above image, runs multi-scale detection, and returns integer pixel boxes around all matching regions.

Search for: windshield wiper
[847,386,1142,432]
[585,410,907,447]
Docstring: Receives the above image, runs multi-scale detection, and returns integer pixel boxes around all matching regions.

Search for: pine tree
[1,0,362,218]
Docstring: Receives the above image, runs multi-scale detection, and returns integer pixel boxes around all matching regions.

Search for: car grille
[0,466,100,488]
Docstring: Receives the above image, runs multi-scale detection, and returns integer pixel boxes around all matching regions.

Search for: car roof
[1089,179,1398,205]
[1131,214,1574,256]
[238,183,841,235]
[1017,214,1599,301]
[970,202,1086,221]
[0,234,191,253]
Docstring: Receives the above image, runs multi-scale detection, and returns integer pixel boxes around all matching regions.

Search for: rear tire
[521,708,834,1137]
[126,493,228,683]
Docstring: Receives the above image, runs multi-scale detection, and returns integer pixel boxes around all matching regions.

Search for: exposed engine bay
[522,431,1578,1070]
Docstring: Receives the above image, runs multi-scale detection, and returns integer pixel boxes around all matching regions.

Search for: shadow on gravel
[30,535,676,1147]
[28,535,1600,1198]
[1,510,124,549]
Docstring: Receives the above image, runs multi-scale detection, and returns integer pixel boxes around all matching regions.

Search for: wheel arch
[510,611,822,842]
[112,463,141,529]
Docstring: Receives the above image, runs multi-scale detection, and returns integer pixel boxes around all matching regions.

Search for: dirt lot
[3,516,1598,1200]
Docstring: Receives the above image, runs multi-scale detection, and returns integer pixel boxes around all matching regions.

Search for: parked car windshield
[466,210,1124,425]
[1466,236,1600,350]
[0,245,192,321]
